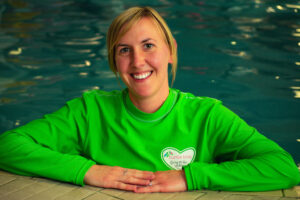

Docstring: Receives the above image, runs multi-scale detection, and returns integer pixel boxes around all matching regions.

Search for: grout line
[194,192,207,200]
[53,186,78,200]
[81,191,99,200]
[0,178,35,197]
[23,182,59,200]
[98,191,124,200]
[281,189,285,197]
[0,177,17,186]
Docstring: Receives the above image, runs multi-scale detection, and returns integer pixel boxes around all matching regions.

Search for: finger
[127,169,155,179]
[114,181,137,191]
[134,185,161,193]
[122,176,152,186]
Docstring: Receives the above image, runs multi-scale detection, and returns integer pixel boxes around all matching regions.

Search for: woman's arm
[184,103,300,191]
[0,97,95,185]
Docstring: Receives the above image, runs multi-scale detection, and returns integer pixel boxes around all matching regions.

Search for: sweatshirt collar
[123,88,177,122]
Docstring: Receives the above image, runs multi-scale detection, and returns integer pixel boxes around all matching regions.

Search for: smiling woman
[0,6,299,193]
[106,7,177,114]
[114,17,172,113]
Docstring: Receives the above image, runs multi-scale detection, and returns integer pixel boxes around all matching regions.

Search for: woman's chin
[130,90,152,99]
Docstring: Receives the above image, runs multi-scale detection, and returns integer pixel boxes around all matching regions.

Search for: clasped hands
[84,165,188,193]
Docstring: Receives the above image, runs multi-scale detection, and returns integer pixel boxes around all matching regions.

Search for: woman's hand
[84,165,155,191]
[134,170,188,193]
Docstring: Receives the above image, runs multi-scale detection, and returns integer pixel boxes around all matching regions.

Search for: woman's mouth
[131,71,152,80]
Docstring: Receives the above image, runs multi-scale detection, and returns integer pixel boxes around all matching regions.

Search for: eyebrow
[116,38,156,47]
[116,44,128,47]
[141,38,155,43]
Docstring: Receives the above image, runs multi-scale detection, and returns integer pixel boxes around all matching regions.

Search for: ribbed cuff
[183,165,194,191]
[75,160,96,186]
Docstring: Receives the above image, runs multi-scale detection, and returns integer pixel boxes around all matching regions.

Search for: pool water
[0,0,299,164]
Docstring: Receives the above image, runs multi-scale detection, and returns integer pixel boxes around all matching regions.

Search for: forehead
[117,17,166,43]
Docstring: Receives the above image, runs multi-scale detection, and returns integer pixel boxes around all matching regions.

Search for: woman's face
[115,17,172,101]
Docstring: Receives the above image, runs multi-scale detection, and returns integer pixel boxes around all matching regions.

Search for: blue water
[0,0,299,164]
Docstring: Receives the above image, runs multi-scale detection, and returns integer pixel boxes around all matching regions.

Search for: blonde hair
[106,6,177,85]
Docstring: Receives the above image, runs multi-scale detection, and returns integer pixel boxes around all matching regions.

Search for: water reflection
[286,4,300,9]
[290,86,300,98]
[179,0,300,101]
[181,66,208,75]
[0,97,15,104]
[8,47,22,55]
[5,80,36,88]
[1,0,109,65]
[227,66,258,76]
[0,0,116,106]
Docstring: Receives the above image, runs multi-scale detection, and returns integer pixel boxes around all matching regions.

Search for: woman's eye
[144,43,153,49]
[120,47,130,54]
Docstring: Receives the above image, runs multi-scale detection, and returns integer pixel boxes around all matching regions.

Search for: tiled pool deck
[0,170,299,200]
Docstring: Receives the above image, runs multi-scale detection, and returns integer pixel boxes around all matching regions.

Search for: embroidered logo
[161,147,196,170]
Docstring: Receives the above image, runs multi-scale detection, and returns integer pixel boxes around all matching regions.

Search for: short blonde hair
[106,6,177,85]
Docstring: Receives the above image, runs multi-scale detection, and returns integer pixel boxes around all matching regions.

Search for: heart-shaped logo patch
[161,147,196,170]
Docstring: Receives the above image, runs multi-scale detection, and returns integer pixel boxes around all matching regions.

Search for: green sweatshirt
[0,89,299,191]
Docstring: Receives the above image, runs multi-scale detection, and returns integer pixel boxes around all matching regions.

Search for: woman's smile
[131,71,153,80]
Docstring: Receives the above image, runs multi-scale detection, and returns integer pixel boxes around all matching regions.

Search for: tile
[101,188,127,197]
[119,191,205,200]
[31,177,60,184]
[219,190,283,197]
[119,192,175,200]
[295,186,300,197]
[0,175,16,186]
[196,191,232,200]
[223,195,253,200]
[84,192,121,200]
[164,191,206,200]
[283,186,300,198]
[223,195,280,200]
[24,180,55,193]
[0,178,35,196]
[0,182,51,200]
[0,180,54,200]
[0,171,31,180]
[54,187,96,200]
[26,183,77,200]
[83,185,103,192]
[0,171,15,176]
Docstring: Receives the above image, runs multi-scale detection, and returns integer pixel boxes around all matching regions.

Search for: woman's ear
[169,38,177,63]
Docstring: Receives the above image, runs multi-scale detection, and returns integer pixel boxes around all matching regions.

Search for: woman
[0,7,299,193]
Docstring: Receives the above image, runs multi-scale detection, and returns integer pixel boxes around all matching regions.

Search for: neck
[129,89,170,113]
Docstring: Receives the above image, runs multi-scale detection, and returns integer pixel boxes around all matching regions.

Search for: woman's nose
[132,48,145,68]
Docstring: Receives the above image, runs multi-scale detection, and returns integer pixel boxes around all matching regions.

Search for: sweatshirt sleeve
[184,102,300,191]
[0,96,96,186]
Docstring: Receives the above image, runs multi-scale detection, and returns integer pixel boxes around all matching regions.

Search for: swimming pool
[0,0,299,165]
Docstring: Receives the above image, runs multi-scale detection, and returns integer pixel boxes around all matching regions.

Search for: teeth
[133,72,152,80]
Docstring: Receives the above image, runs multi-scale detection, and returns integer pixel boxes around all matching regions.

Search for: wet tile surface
[0,170,298,200]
